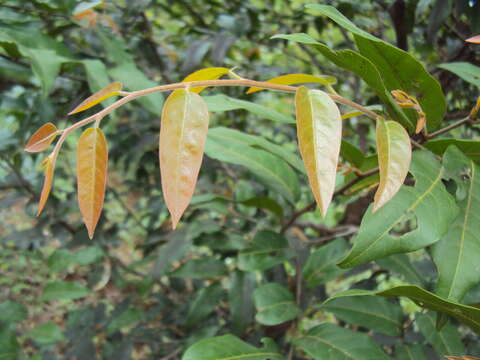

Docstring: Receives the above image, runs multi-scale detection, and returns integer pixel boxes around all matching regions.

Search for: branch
[425,116,472,140]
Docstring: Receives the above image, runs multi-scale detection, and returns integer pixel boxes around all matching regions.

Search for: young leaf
[295,86,342,217]
[466,35,480,43]
[246,73,336,94]
[77,127,108,239]
[25,123,58,153]
[37,154,56,216]
[68,81,122,115]
[182,67,230,93]
[374,118,411,212]
[160,89,209,229]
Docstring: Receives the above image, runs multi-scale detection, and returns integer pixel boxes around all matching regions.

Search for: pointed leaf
[37,155,56,215]
[160,89,209,229]
[182,67,230,93]
[374,118,412,212]
[466,35,480,43]
[254,283,301,326]
[246,73,336,94]
[295,86,342,216]
[339,151,457,268]
[69,81,122,115]
[437,62,480,88]
[24,123,58,153]
[77,127,108,239]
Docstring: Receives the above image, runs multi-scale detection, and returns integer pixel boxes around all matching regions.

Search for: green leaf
[293,323,389,360]
[171,258,228,279]
[424,138,480,163]
[186,283,224,328]
[394,344,427,360]
[253,283,301,326]
[151,227,192,277]
[106,307,143,335]
[82,59,112,93]
[0,301,27,324]
[238,230,295,272]
[182,335,283,360]
[208,127,305,174]
[41,281,91,301]
[229,271,256,335]
[306,4,446,130]
[432,146,480,302]
[203,94,295,124]
[376,254,425,286]
[47,249,76,272]
[340,140,365,168]
[0,324,20,360]
[416,312,465,357]
[338,151,457,268]
[321,296,403,336]
[205,137,300,204]
[73,246,104,265]
[302,238,347,287]
[26,322,64,345]
[438,62,480,88]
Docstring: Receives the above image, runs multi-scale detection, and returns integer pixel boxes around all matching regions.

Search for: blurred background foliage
[1,0,479,359]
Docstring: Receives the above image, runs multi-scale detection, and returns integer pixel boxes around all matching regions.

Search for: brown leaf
[37,155,56,216]
[159,89,209,228]
[466,35,480,44]
[25,123,58,153]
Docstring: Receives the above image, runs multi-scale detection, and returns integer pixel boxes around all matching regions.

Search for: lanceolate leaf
[25,123,58,153]
[182,67,230,93]
[77,127,108,239]
[433,146,480,302]
[466,35,480,43]
[68,81,122,115]
[246,73,336,94]
[374,118,411,212]
[339,151,457,268]
[295,86,342,217]
[37,155,56,216]
[160,89,209,229]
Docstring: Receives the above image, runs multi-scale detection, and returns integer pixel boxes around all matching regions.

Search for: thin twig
[425,116,472,140]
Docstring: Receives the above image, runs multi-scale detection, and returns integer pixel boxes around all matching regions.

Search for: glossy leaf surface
[253,283,300,326]
[68,81,122,115]
[182,67,230,93]
[37,155,56,216]
[295,86,342,216]
[160,89,209,229]
[24,123,58,152]
[374,118,411,212]
[77,127,108,239]
[339,151,457,268]
[246,73,336,94]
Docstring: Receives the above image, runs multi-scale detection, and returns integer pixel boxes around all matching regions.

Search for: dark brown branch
[426,116,472,140]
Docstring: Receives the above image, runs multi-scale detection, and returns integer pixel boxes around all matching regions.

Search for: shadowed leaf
[254,283,300,326]
[182,67,230,93]
[25,123,58,152]
[246,73,336,94]
[69,81,122,115]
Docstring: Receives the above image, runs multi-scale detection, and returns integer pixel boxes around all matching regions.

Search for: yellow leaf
[68,81,122,115]
[295,86,342,217]
[37,155,56,216]
[373,118,411,212]
[160,89,209,228]
[24,123,58,152]
[247,74,336,94]
[445,357,480,360]
[469,96,480,120]
[182,67,230,94]
[77,127,108,239]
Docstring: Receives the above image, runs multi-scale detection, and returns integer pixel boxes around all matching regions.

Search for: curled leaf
[374,118,411,212]
[77,127,108,239]
[160,89,209,229]
[25,123,58,152]
[247,73,337,94]
[68,81,122,115]
[37,155,56,216]
[182,67,230,93]
[295,86,342,217]
[466,35,480,44]
[391,90,425,134]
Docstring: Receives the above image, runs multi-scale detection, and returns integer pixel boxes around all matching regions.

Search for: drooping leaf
[246,73,336,94]
[424,138,480,163]
[229,271,256,335]
[182,67,230,93]
[437,62,480,88]
[185,283,224,327]
[293,323,389,360]
[467,35,480,43]
[432,146,480,302]
[77,127,108,239]
[394,344,427,360]
[68,81,122,115]
[41,281,91,301]
[338,151,457,268]
[295,86,342,216]
[182,335,283,360]
[24,123,58,152]
[159,89,209,229]
[373,118,412,212]
[253,283,301,326]
[37,154,56,216]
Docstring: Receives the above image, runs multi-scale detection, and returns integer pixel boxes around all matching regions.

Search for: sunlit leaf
[24,123,58,153]
[466,35,480,44]
[374,118,411,212]
[182,67,230,93]
[68,81,122,115]
[246,73,336,94]
[37,154,56,216]
[160,89,209,229]
[295,86,342,216]
[77,127,108,239]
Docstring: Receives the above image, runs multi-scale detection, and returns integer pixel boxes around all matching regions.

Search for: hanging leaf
[25,123,58,153]
[295,86,342,217]
[466,35,480,43]
[77,127,108,239]
[373,118,411,212]
[182,67,230,93]
[246,73,336,94]
[68,81,122,115]
[37,155,56,216]
[160,89,209,229]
